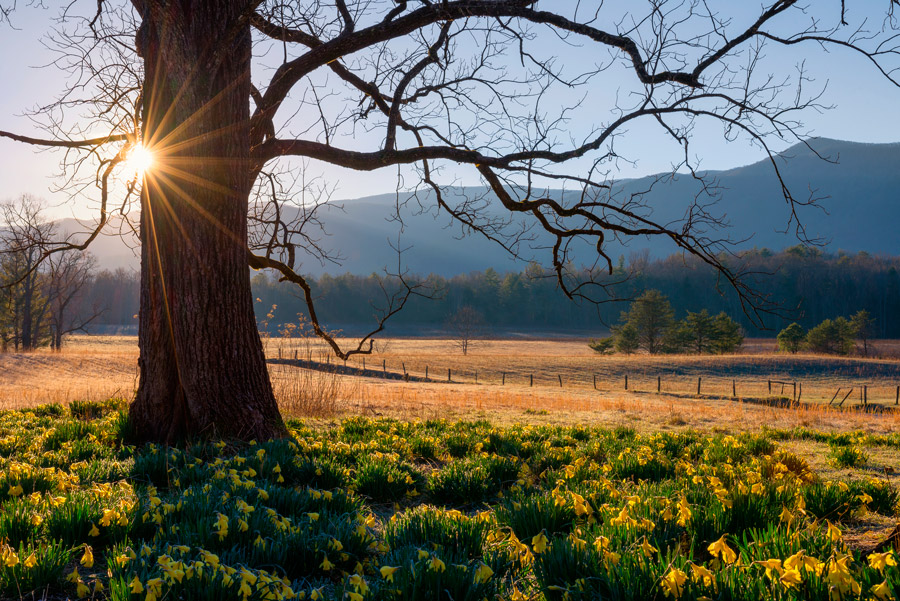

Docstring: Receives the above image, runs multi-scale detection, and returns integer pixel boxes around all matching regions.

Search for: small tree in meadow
[777,323,806,354]
[618,290,675,354]
[679,309,717,354]
[613,322,640,354]
[849,310,876,357]
[712,312,744,353]
[446,306,487,356]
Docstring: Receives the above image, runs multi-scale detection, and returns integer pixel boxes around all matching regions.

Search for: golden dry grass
[271,336,900,407]
[1,335,899,434]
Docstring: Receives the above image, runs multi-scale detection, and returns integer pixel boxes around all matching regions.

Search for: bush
[777,322,806,353]
[588,337,615,354]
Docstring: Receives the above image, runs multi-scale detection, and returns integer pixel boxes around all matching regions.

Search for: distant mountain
[63,138,900,275]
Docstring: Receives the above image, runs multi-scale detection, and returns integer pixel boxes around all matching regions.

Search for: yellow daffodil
[868,551,897,572]
[661,567,687,598]
[429,556,446,572]
[532,532,549,554]
[80,546,94,568]
[872,580,893,601]
[780,568,802,589]
[380,565,400,582]
[756,558,784,580]
[707,535,737,564]
[474,562,494,583]
[825,520,842,543]
[690,563,715,587]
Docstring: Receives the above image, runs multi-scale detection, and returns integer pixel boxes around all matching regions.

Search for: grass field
[1,337,899,600]
[2,335,899,435]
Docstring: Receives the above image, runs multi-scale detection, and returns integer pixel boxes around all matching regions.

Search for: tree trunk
[129,0,287,444]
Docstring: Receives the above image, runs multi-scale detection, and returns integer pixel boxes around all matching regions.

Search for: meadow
[0,336,898,600]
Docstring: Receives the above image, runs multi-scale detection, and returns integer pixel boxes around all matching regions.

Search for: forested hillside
[251,247,900,336]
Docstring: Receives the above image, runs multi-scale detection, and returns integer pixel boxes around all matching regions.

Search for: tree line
[777,310,876,356]
[0,198,101,350]
[6,241,900,348]
[246,246,900,338]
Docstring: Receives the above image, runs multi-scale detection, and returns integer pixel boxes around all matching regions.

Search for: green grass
[0,405,897,600]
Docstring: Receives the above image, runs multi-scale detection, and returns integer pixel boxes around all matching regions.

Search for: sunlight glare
[126,143,154,176]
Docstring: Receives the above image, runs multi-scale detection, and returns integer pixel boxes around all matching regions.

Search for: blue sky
[2,2,900,219]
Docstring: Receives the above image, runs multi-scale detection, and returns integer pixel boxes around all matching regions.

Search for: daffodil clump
[0,405,898,600]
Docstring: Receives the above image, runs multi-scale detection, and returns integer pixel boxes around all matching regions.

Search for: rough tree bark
[128,0,287,443]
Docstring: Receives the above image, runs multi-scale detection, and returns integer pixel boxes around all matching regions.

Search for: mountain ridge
[55,137,900,275]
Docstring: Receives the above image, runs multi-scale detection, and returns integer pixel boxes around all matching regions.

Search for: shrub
[777,322,806,353]
[588,337,615,354]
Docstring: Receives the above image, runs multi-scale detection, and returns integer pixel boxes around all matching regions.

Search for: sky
[1,1,900,220]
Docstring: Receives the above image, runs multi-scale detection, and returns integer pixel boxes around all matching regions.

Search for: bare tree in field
[1,1,899,442]
[46,250,101,350]
[446,306,487,356]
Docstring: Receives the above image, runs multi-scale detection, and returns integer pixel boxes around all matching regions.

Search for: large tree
[1,1,899,442]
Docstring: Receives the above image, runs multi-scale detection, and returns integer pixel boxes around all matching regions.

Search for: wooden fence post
[294,349,297,360]
[768,380,771,394]
[732,379,736,397]
[530,374,533,387]
[625,374,628,390]
[475,371,478,384]
[797,382,802,402]
[896,386,899,405]
[657,376,661,393]
[697,377,702,395]
[864,385,868,406]
[425,365,428,379]
[502,372,506,385]
[383,359,386,376]
[448,368,452,382]
[792,382,797,402]
[593,374,597,390]
[829,388,841,405]
[402,362,406,375]
[558,374,563,387]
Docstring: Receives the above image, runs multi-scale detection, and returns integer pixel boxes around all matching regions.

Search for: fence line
[269,353,900,408]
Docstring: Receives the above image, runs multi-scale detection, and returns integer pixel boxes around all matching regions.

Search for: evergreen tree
[776,322,806,354]
[680,309,717,354]
[618,290,675,354]
[849,310,876,357]
[806,317,856,355]
[712,312,744,354]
